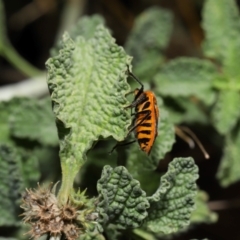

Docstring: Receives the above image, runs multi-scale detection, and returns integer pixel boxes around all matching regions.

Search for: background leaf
[212,90,240,135]
[217,130,240,186]
[154,57,218,105]
[202,0,240,79]
[97,165,149,229]
[125,7,173,80]
[145,157,198,235]
[190,190,218,224]
[0,144,24,227]
[10,98,58,146]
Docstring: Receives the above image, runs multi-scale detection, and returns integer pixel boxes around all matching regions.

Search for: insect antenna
[175,126,210,159]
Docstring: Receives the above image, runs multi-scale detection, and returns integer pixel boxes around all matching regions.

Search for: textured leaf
[212,90,240,135]
[202,0,240,78]
[97,165,150,229]
[51,15,105,57]
[190,190,218,224]
[154,57,218,105]
[125,7,173,80]
[0,144,23,227]
[46,25,131,173]
[217,131,240,186]
[10,98,58,146]
[145,157,198,234]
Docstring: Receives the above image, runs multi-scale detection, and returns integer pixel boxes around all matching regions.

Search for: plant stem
[1,42,42,77]
[57,160,80,204]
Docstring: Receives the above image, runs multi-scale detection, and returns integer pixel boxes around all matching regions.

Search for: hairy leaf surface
[46,25,131,172]
[212,90,240,135]
[154,58,218,105]
[97,165,149,229]
[202,0,240,79]
[125,7,173,80]
[146,157,198,234]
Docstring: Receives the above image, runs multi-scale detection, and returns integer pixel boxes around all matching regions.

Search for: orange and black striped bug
[110,70,159,155]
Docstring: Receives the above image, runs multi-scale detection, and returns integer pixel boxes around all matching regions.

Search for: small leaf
[46,25,131,170]
[217,131,240,186]
[190,190,218,224]
[145,157,198,234]
[212,90,240,135]
[154,57,218,105]
[202,0,240,79]
[0,144,24,227]
[97,165,150,229]
[10,98,58,146]
[125,7,173,80]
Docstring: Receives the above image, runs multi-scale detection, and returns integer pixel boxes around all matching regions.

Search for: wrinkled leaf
[0,144,23,227]
[154,57,218,105]
[125,7,173,80]
[217,130,240,186]
[51,15,105,57]
[46,25,131,173]
[146,157,198,234]
[10,98,58,146]
[212,90,240,135]
[202,0,240,79]
[97,165,149,229]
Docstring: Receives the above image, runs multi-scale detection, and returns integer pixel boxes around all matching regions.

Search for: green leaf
[217,130,240,186]
[46,25,131,175]
[125,7,173,80]
[0,144,24,227]
[10,98,58,146]
[202,0,240,79]
[51,15,105,57]
[163,97,209,125]
[190,190,218,224]
[0,99,17,144]
[149,103,175,165]
[154,57,218,105]
[145,157,198,234]
[97,165,150,229]
[212,90,240,135]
